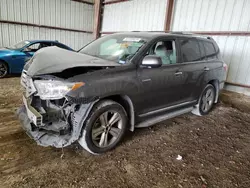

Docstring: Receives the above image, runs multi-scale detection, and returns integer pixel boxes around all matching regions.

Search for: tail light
[223,63,228,72]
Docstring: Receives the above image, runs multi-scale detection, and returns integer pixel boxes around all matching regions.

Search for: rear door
[177,37,207,101]
[136,37,189,115]
[201,40,224,91]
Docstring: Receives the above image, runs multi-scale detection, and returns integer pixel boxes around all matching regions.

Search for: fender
[120,95,135,131]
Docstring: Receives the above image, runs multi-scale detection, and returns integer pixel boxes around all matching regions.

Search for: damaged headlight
[34,80,84,100]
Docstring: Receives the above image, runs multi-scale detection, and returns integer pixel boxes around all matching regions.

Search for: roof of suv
[111,31,213,41]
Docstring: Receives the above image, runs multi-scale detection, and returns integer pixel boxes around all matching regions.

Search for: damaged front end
[17,71,97,148]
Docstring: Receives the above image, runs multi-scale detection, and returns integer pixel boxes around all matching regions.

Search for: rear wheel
[192,84,216,116]
[0,61,8,78]
[78,100,128,155]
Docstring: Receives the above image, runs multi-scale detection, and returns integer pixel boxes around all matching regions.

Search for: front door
[136,38,189,115]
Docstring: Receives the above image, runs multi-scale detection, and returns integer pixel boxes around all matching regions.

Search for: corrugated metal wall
[172,0,250,31]
[172,0,250,95]
[102,0,167,32]
[0,0,95,50]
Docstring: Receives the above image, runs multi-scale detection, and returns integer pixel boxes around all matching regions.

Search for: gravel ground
[0,77,250,188]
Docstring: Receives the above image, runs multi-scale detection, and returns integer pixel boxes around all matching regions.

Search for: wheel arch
[208,79,219,103]
[0,59,10,73]
[102,95,135,131]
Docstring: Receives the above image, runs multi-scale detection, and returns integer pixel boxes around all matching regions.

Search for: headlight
[34,80,84,100]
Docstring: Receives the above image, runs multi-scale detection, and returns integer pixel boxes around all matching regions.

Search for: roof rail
[169,31,194,35]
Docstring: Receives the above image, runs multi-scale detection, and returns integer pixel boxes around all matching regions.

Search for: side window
[147,40,177,65]
[180,39,201,62]
[203,41,217,60]
[198,41,206,60]
[24,43,40,52]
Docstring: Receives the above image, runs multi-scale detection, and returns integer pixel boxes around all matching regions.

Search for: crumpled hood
[26,46,121,76]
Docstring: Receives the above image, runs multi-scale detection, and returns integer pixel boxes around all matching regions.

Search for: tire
[192,84,216,116]
[0,61,8,78]
[78,100,128,155]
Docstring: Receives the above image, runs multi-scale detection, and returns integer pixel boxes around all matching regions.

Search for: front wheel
[78,100,128,155]
[192,84,216,116]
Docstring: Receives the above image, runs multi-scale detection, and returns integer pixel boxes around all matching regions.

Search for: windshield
[79,34,147,64]
[9,40,30,50]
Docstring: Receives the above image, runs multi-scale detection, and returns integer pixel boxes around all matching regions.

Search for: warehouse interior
[0,0,250,187]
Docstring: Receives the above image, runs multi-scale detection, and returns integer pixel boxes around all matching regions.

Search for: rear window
[203,41,217,59]
[179,39,201,62]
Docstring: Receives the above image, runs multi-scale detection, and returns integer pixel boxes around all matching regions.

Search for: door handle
[204,67,210,71]
[142,78,151,82]
[175,71,183,76]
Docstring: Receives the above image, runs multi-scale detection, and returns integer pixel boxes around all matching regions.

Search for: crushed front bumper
[17,101,96,148]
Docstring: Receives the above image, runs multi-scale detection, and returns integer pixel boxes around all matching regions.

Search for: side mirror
[141,55,162,68]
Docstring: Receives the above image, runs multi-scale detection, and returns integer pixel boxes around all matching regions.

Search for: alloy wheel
[201,88,215,113]
[91,111,123,148]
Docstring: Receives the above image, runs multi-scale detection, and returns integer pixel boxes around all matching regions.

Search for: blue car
[0,40,73,78]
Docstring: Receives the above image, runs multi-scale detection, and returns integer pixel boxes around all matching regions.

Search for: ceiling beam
[104,0,130,5]
[0,20,93,34]
[225,82,250,89]
[100,31,250,36]
[71,0,94,5]
[193,31,250,36]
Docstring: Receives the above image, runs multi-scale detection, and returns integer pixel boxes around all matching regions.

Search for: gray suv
[18,32,227,154]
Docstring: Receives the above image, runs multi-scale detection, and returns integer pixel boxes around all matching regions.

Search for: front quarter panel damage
[17,100,98,148]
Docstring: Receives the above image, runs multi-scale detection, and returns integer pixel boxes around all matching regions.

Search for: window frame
[202,40,218,60]
[138,36,181,67]
[177,37,204,64]
[23,42,42,52]
[198,40,207,61]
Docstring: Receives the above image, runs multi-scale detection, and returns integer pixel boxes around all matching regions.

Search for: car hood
[0,48,14,54]
[26,46,121,76]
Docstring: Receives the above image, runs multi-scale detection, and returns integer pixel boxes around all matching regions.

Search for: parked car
[18,32,227,154]
[0,40,73,78]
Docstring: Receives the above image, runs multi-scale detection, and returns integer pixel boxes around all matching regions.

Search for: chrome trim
[142,78,151,82]
[138,100,197,118]
[204,67,210,71]
[175,71,183,75]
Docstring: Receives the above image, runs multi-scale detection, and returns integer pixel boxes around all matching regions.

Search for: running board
[135,107,193,128]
